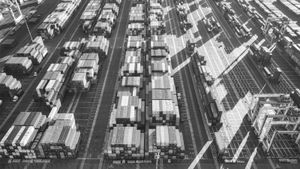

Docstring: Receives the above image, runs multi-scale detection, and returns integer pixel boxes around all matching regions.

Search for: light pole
[14,0,34,42]
[155,151,160,169]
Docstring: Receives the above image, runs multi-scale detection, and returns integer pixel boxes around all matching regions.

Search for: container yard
[1,0,300,168]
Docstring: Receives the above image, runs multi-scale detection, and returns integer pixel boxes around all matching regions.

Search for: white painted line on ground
[188,140,213,169]
[42,163,47,169]
[25,100,34,112]
[232,131,250,162]
[64,92,78,113]
[69,92,82,114]
[267,158,277,169]
[245,147,257,169]
[171,57,191,76]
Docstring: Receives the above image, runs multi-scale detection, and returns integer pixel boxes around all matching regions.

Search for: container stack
[145,0,185,162]
[278,0,300,16]
[124,49,142,63]
[67,35,109,92]
[148,75,180,126]
[4,57,33,75]
[35,56,74,107]
[109,94,144,128]
[104,126,145,160]
[83,36,109,57]
[15,38,48,65]
[150,38,170,61]
[121,63,144,76]
[150,59,171,76]
[148,126,185,160]
[0,111,81,160]
[129,4,146,24]
[94,2,119,37]
[106,1,146,162]
[0,73,23,99]
[61,40,83,56]
[103,3,120,16]
[4,36,47,76]
[80,0,103,33]
[127,23,146,37]
[149,2,165,35]
[126,36,145,50]
[36,113,81,159]
[107,0,122,6]
[37,0,82,39]
[69,53,100,92]
[147,36,179,126]
[0,112,47,159]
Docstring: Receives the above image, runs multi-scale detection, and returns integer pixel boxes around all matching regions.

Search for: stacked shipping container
[146,0,185,161]
[105,0,185,163]
[37,0,82,39]
[68,35,109,91]
[0,73,23,99]
[80,0,103,33]
[105,0,146,161]
[105,126,144,160]
[0,112,80,159]
[35,56,74,107]
[4,36,48,75]
[94,2,121,37]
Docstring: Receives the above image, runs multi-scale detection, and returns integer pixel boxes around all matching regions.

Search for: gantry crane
[0,0,33,41]
[262,16,289,45]
[249,93,300,154]
[0,0,23,24]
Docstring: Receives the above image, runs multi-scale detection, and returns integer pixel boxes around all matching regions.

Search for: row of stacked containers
[147,0,184,161]
[1,36,48,101]
[4,37,48,76]
[0,111,80,159]
[105,0,146,161]
[37,0,82,40]
[0,0,115,160]
[104,0,185,163]
[80,0,122,37]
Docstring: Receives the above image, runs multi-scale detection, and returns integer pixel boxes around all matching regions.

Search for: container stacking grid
[104,0,185,163]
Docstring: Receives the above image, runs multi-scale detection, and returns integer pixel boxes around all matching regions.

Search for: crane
[0,0,23,24]
[0,0,33,41]
[262,16,289,44]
